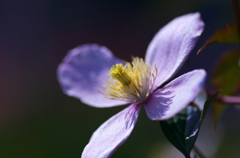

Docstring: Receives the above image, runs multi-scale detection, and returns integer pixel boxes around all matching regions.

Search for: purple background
[0,0,240,157]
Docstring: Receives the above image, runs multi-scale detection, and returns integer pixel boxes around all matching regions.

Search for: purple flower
[57,13,206,158]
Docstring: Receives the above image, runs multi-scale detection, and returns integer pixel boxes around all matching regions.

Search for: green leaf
[160,93,217,158]
[200,93,218,123]
[212,102,227,129]
[198,23,240,54]
[212,50,240,95]
[211,50,240,127]
[160,106,200,158]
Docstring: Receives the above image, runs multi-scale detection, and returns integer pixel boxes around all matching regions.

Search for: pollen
[101,57,158,103]
[109,64,132,86]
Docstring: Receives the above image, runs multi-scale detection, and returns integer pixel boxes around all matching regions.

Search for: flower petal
[144,69,206,120]
[145,13,204,88]
[57,44,128,107]
[82,104,141,158]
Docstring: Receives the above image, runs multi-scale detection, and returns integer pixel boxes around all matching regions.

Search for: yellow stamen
[101,57,158,103]
[109,64,131,86]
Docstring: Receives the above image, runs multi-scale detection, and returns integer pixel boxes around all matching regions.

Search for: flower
[57,13,206,158]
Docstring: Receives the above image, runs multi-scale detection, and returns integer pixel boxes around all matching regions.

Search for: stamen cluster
[102,57,158,103]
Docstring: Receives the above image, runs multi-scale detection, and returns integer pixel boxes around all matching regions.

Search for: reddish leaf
[198,23,240,54]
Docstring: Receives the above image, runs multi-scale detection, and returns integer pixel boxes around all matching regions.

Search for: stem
[207,89,240,104]
[232,0,240,26]
[221,95,240,104]
[232,0,240,42]
[193,145,206,158]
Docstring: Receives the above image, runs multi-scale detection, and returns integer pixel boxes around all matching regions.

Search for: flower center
[109,64,132,86]
[101,57,158,103]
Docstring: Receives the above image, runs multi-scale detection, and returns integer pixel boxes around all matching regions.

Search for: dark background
[0,0,240,157]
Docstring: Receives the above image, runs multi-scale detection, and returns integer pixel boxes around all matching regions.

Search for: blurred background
[0,0,240,157]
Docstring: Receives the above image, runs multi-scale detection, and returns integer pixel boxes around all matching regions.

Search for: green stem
[193,145,206,158]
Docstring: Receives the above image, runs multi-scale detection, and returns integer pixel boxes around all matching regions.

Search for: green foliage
[160,106,200,158]
[160,94,217,158]
[212,51,240,94]
[211,50,240,128]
